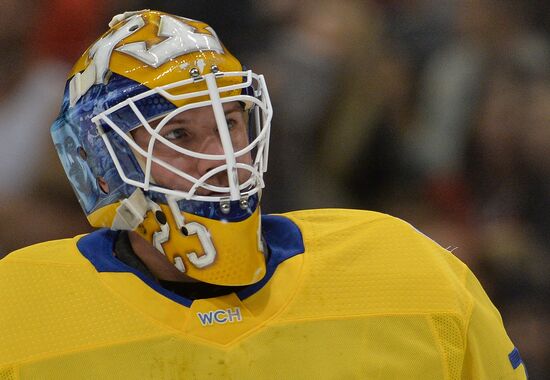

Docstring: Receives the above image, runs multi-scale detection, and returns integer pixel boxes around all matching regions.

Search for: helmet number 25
[180,222,216,269]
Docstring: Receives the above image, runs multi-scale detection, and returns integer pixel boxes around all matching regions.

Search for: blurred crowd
[0,0,548,376]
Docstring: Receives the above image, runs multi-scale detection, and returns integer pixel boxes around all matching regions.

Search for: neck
[127,231,197,282]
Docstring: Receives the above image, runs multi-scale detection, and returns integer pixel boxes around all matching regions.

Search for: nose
[195,135,229,185]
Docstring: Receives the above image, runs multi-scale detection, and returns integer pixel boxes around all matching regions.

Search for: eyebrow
[156,103,244,128]
[223,103,244,114]
[163,118,188,127]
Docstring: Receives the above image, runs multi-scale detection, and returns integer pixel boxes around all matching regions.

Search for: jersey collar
[76,214,304,307]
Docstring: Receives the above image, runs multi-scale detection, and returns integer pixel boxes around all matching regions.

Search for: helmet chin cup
[133,192,266,286]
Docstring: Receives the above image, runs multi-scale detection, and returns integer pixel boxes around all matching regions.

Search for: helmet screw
[211,65,219,73]
[77,146,87,160]
[189,68,200,78]
[220,200,231,214]
[155,211,167,225]
[180,226,189,236]
[239,198,249,210]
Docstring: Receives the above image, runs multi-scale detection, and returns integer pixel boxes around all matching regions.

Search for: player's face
[132,101,252,195]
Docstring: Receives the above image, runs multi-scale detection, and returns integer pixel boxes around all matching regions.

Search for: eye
[163,128,189,141]
[226,119,235,130]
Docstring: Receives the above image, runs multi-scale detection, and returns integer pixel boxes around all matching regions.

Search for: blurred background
[0,0,548,375]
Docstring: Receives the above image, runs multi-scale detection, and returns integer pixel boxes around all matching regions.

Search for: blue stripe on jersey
[508,347,529,378]
[509,347,522,369]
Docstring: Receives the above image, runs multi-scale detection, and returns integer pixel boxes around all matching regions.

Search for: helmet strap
[111,188,149,230]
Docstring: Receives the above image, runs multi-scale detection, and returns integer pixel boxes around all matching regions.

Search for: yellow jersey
[0,209,527,379]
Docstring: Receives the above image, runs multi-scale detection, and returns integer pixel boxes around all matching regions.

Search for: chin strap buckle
[111,189,149,230]
[111,189,170,255]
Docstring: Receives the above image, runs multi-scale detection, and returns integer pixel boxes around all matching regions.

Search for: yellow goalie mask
[50,10,273,285]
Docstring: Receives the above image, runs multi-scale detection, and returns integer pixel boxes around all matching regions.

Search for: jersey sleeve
[461,268,528,379]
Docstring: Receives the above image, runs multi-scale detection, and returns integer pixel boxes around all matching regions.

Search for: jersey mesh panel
[0,368,16,380]
[431,315,466,379]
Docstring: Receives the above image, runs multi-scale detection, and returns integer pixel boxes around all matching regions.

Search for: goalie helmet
[51,10,273,286]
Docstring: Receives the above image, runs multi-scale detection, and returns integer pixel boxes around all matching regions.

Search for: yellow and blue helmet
[50,10,273,286]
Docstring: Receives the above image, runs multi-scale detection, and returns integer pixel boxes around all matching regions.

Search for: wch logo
[197,307,243,326]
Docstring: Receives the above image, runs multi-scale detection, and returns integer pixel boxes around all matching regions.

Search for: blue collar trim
[76,214,304,307]
[77,229,194,307]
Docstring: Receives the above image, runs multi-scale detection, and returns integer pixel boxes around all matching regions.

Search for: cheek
[236,152,254,183]
[150,157,197,188]
[237,151,253,165]
[233,132,253,164]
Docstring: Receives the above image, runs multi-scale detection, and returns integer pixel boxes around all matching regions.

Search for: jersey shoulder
[279,208,471,317]
[0,231,169,367]
[274,209,525,380]
[1,235,90,266]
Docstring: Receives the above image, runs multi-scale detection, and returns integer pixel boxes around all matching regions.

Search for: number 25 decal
[182,222,216,268]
